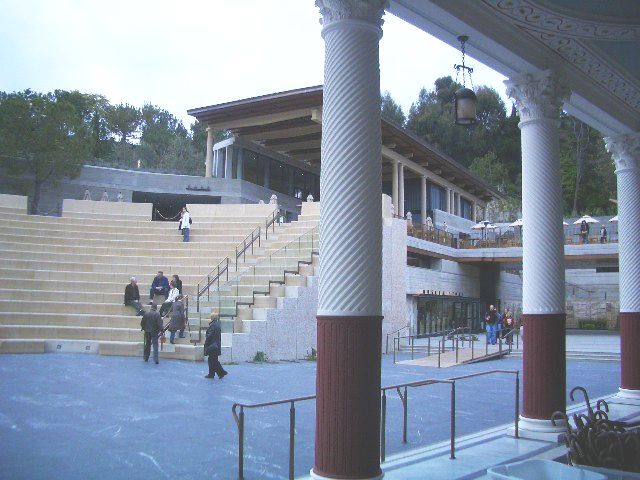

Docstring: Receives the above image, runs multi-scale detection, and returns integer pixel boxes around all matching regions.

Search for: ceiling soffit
[481,0,640,110]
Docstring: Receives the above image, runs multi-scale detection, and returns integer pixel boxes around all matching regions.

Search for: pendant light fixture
[453,35,477,125]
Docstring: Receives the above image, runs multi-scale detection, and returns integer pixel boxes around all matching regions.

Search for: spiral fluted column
[505,70,570,434]
[605,133,640,400]
[314,1,387,478]
[204,126,214,178]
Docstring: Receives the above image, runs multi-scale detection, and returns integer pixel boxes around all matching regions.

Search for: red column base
[313,315,383,480]
[620,312,640,391]
[522,313,566,420]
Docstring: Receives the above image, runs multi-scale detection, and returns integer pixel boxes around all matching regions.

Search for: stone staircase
[192,204,320,362]
[0,196,284,361]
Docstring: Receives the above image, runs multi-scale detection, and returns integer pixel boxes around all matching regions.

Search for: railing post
[393,337,396,364]
[207,276,210,302]
[515,372,520,439]
[455,337,459,363]
[226,257,229,281]
[289,401,295,480]
[238,406,245,479]
[471,337,474,359]
[411,336,414,360]
[438,343,441,368]
[428,335,431,356]
[450,382,456,460]
[380,390,387,462]
[385,334,389,355]
[196,284,200,311]
[403,386,408,444]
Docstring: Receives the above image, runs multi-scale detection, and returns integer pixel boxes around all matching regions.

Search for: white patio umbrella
[563,221,569,226]
[573,215,598,225]
[509,219,523,227]
[471,222,487,230]
[609,215,618,223]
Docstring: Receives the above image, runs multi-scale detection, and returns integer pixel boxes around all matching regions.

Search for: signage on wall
[418,289,464,297]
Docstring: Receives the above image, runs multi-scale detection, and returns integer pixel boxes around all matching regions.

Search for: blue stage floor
[0,353,622,479]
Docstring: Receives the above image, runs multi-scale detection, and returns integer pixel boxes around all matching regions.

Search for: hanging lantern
[453,35,477,126]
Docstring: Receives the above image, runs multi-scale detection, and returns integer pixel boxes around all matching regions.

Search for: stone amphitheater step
[0,279,196,295]
[0,312,143,328]
[1,228,259,242]
[0,339,205,361]
[0,300,132,315]
[0,260,225,276]
[0,268,215,285]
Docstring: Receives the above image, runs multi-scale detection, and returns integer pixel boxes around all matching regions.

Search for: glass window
[428,183,446,211]
[243,150,264,186]
[213,148,226,178]
[294,168,311,199]
[270,160,292,196]
[460,197,473,220]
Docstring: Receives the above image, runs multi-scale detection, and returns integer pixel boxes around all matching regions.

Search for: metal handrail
[391,327,471,364]
[231,369,520,479]
[235,226,261,270]
[264,209,279,240]
[385,325,410,354]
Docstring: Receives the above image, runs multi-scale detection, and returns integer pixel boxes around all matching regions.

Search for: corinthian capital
[604,133,640,172]
[316,0,388,28]
[504,70,570,123]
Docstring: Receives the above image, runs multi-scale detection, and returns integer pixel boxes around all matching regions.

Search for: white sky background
[0,0,510,128]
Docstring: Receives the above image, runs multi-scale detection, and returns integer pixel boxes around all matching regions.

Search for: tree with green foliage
[380,91,405,126]
[105,103,141,145]
[0,90,90,213]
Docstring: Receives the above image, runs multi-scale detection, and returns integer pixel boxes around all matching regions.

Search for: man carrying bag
[204,313,227,379]
[141,304,163,364]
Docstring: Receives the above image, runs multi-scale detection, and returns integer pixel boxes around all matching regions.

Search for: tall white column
[604,133,640,399]
[315,1,387,479]
[391,159,398,214]
[472,201,477,222]
[455,192,461,217]
[398,162,405,217]
[420,175,427,224]
[204,126,214,178]
[505,70,570,432]
[445,187,451,213]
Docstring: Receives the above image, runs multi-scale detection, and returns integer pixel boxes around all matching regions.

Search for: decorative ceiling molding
[483,0,640,40]
[521,26,640,109]
[481,0,640,110]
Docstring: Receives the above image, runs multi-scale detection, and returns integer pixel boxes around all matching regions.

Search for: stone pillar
[505,70,570,436]
[445,187,451,213]
[420,175,427,224]
[205,126,214,178]
[455,192,461,217]
[236,147,244,179]
[472,201,477,222]
[605,133,640,402]
[314,1,386,479]
[391,159,399,214]
[398,162,405,217]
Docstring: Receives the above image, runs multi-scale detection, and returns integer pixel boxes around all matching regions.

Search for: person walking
[204,313,227,379]
[179,207,191,242]
[149,271,170,304]
[503,311,515,346]
[485,305,498,345]
[140,304,162,364]
[124,277,144,316]
[167,295,186,344]
[600,224,608,243]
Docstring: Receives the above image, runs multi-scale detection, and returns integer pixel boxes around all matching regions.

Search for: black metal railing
[231,369,520,479]
[235,226,261,270]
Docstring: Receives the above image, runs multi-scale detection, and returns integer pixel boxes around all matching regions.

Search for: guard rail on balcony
[231,369,520,479]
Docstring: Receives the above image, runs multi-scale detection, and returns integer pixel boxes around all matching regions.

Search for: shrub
[253,351,268,362]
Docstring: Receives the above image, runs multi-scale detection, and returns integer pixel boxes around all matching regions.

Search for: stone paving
[0,352,622,480]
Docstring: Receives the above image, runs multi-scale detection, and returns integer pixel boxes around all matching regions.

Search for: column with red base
[505,71,570,438]
[313,1,387,479]
[605,134,640,402]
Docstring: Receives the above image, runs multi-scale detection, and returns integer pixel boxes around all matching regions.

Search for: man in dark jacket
[149,271,170,304]
[485,305,499,345]
[140,304,163,364]
[204,313,227,379]
[124,277,144,316]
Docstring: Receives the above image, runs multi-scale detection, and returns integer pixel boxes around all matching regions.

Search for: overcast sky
[0,0,510,127]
